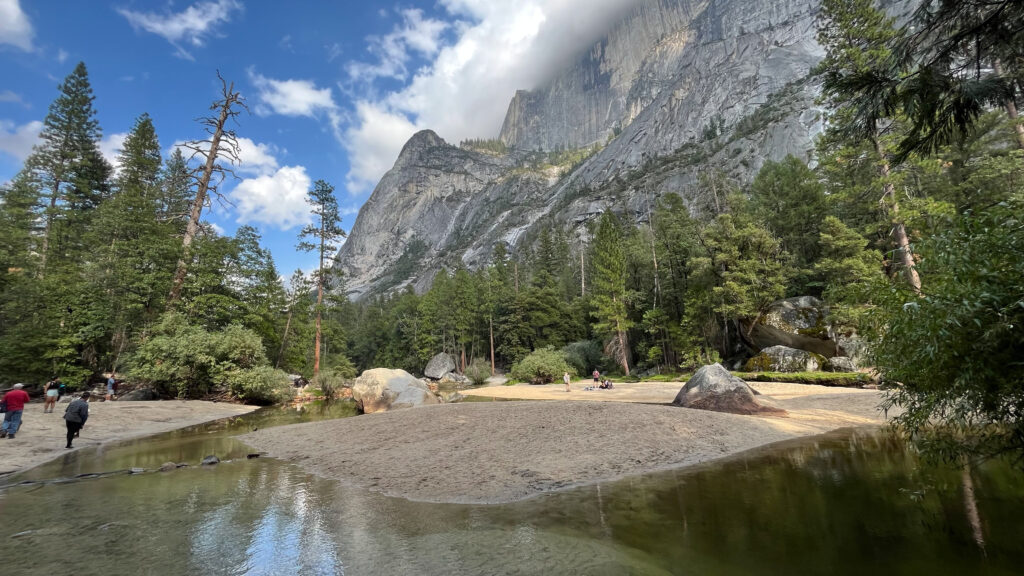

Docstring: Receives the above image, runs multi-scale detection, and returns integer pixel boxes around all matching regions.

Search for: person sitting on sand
[64,392,90,449]
[599,379,614,390]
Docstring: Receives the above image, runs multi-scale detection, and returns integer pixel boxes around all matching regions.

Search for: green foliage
[562,340,604,376]
[228,366,294,405]
[314,368,352,401]
[870,196,1024,463]
[734,371,869,387]
[464,358,491,385]
[509,347,575,385]
[749,156,827,293]
[127,312,268,399]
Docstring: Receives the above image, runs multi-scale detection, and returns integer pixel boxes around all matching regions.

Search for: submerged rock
[673,364,784,416]
[158,462,177,472]
[201,455,220,466]
[352,368,441,414]
[424,353,457,380]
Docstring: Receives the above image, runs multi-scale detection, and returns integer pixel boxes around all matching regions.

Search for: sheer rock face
[336,0,911,299]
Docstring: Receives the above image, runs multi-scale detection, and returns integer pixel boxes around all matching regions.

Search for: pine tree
[590,210,632,375]
[297,179,346,379]
[23,61,111,275]
[817,0,921,292]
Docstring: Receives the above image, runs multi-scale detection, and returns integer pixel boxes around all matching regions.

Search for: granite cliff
[335,0,903,298]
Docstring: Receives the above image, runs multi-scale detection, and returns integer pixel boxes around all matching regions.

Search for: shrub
[128,312,269,399]
[562,340,604,376]
[464,358,491,385]
[314,368,351,401]
[228,366,294,405]
[510,347,575,384]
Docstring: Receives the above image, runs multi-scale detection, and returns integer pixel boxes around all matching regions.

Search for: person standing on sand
[64,392,90,449]
[592,369,600,384]
[1,383,31,439]
[105,374,116,401]
[43,377,60,413]
[563,372,571,392]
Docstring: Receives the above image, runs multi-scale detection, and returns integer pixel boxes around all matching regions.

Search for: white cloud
[343,101,418,192]
[230,165,312,230]
[341,0,637,194]
[56,48,68,64]
[346,8,448,82]
[249,70,343,142]
[209,221,226,235]
[118,0,241,60]
[250,71,337,118]
[0,90,28,107]
[0,119,41,161]
[235,137,280,177]
[0,0,33,52]
[99,132,128,174]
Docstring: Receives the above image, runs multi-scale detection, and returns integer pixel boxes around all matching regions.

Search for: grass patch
[640,373,690,382]
[732,371,870,388]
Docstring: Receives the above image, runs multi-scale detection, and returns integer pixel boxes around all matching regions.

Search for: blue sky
[0,0,636,275]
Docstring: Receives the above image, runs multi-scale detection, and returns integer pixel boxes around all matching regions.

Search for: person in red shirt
[1,383,31,439]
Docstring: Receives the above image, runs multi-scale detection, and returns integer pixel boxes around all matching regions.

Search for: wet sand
[242,382,887,504]
[0,400,258,476]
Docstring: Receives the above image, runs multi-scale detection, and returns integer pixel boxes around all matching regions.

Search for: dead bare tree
[168,72,247,306]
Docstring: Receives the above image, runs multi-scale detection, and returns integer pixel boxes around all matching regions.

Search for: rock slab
[673,364,784,416]
[352,368,441,414]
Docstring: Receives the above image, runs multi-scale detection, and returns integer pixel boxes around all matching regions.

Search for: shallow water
[1,406,1022,576]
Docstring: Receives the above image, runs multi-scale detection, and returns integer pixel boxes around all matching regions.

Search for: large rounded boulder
[673,364,785,416]
[424,353,457,380]
[352,368,440,414]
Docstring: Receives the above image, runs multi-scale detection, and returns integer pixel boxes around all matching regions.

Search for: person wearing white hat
[0,383,31,439]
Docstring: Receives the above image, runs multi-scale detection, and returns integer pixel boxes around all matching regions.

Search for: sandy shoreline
[0,400,258,476]
[241,381,888,504]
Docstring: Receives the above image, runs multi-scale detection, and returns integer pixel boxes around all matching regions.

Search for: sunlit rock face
[335,0,912,299]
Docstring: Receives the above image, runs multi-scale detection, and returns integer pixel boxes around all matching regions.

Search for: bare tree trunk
[276,308,292,369]
[461,345,466,373]
[617,326,630,376]
[961,461,987,554]
[39,178,61,277]
[314,220,325,380]
[873,133,921,293]
[645,189,661,309]
[514,261,519,295]
[580,250,586,296]
[489,315,495,376]
[169,75,245,306]
[994,61,1024,150]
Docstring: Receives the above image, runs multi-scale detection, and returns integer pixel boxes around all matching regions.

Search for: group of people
[1,378,92,448]
[560,370,616,392]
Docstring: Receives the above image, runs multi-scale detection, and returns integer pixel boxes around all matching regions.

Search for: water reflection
[1,422,1022,575]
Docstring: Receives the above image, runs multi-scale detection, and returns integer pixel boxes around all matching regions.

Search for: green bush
[464,358,491,385]
[562,340,604,375]
[314,368,351,401]
[228,366,294,405]
[732,371,869,387]
[127,312,269,399]
[510,347,575,385]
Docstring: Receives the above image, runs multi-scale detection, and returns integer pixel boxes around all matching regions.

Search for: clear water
[1,405,1021,576]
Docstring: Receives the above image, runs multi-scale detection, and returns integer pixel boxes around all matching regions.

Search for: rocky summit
[335,0,908,299]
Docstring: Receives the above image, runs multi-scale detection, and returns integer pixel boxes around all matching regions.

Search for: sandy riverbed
[0,400,258,476]
[241,381,888,504]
